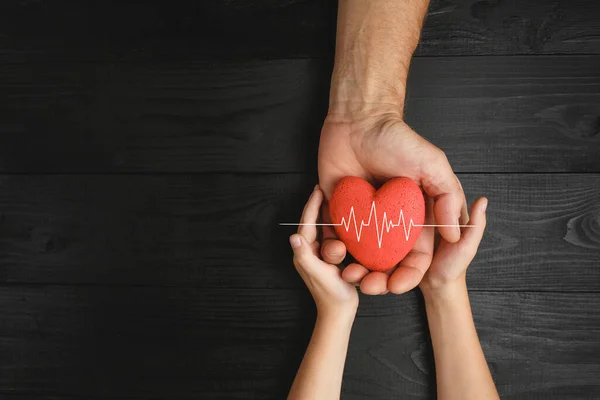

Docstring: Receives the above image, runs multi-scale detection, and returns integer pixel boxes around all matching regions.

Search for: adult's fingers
[388,196,435,294]
[321,240,347,264]
[342,263,370,284]
[298,185,323,242]
[360,272,389,295]
[421,149,464,243]
[388,228,434,294]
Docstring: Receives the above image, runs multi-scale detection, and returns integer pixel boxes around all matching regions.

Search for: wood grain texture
[1,287,599,399]
[2,1,598,399]
[1,174,598,291]
[0,59,330,174]
[1,0,599,63]
[345,291,600,400]
[1,57,599,173]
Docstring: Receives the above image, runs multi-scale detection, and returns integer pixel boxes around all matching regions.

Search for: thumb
[290,234,318,272]
[421,151,465,243]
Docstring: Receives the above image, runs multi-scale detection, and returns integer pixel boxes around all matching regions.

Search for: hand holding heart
[318,112,467,295]
[420,196,487,293]
[290,181,486,306]
[289,186,359,319]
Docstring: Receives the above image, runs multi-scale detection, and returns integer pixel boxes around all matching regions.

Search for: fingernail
[290,235,302,249]
[314,184,319,191]
[456,218,461,236]
[482,198,488,213]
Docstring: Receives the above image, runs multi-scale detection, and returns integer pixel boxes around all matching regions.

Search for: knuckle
[292,255,302,268]
[428,146,448,165]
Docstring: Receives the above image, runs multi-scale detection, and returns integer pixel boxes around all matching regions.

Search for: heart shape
[329,176,425,272]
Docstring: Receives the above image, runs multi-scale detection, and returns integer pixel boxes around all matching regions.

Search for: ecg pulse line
[279,201,475,248]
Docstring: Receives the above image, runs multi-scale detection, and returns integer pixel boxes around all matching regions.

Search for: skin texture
[318,0,467,295]
[288,187,499,399]
[287,186,357,400]
[420,197,500,400]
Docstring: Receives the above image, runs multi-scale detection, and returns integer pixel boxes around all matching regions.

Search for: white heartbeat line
[279,201,475,248]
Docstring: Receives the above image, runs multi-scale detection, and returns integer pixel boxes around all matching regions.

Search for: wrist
[329,62,407,119]
[328,76,406,119]
[421,277,468,305]
[317,305,357,327]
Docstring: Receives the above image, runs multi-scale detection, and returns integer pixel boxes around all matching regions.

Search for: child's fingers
[456,175,469,227]
[290,233,313,266]
[460,197,487,247]
[298,185,323,243]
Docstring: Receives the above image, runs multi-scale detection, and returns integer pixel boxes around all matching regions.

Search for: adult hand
[318,107,466,295]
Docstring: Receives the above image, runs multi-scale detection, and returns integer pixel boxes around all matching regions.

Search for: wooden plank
[405,56,600,173]
[0,59,330,174]
[0,397,136,400]
[0,0,337,63]
[0,174,599,291]
[419,0,600,57]
[0,287,312,399]
[1,57,599,174]
[346,291,600,400]
[1,0,599,63]
[0,287,599,399]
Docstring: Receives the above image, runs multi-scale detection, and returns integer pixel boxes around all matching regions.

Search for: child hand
[420,197,488,294]
[290,185,359,319]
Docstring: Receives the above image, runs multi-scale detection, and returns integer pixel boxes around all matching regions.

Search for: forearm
[423,281,499,400]
[330,0,430,115]
[288,312,355,400]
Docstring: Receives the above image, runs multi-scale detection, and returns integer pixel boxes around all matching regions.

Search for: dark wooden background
[1,0,600,399]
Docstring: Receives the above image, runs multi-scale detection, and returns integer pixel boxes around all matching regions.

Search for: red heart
[329,176,425,272]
